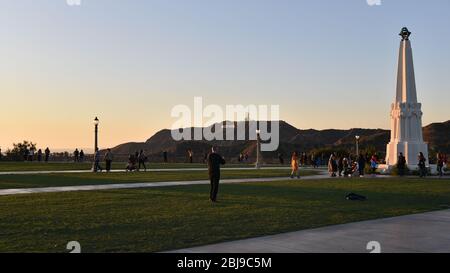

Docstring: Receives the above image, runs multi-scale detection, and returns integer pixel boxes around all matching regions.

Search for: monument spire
[396,27,418,104]
[385,27,428,167]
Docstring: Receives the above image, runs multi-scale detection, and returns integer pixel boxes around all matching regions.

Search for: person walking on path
[290,152,300,179]
[418,152,427,178]
[138,150,147,171]
[207,146,226,203]
[44,148,50,162]
[104,149,113,172]
[93,148,103,172]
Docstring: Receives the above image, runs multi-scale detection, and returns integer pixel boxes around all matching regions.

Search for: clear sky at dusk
[1,0,449,151]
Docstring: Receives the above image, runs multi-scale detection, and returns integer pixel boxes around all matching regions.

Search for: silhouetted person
[311,153,317,168]
[138,150,147,171]
[44,148,50,162]
[79,150,85,162]
[188,149,193,163]
[37,149,43,162]
[126,153,137,172]
[437,152,444,178]
[104,148,113,172]
[397,153,406,176]
[418,152,427,178]
[358,154,366,177]
[338,156,344,177]
[73,149,79,162]
[163,151,168,163]
[207,147,226,203]
[328,154,337,177]
[93,148,102,172]
[290,152,300,179]
[278,153,284,165]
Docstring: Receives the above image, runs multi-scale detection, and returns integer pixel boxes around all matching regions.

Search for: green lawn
[0,162,291,172]
[0,177,449,253]
[0,169,318,189]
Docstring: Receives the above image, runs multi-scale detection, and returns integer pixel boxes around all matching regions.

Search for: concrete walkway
[170,209,450,253]
[0,173,333,196]
[0,167,292,175]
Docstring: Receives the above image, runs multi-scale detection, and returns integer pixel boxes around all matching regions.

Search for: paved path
[169,209,450,253]
[0,173,333,196]
[0,167,293,175]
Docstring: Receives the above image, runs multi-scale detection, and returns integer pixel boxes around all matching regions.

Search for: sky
[0,0,449,151]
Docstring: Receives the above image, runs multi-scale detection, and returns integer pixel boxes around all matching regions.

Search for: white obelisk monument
[385,27,428,167]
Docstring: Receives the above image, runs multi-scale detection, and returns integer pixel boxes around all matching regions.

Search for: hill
[108,120,450,162]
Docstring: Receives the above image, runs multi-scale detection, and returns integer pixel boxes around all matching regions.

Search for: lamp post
[355,135,360,158]
[255,129,261,169]
[94,117,99,152]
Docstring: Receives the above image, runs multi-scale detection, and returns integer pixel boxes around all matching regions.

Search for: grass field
[0,162,289,172]
[1,177,449,252]
[0,169,319,189]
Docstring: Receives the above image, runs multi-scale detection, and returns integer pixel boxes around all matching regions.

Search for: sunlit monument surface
[385,27,429,167]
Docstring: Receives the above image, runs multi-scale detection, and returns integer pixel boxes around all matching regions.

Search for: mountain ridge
[109,120,450,161]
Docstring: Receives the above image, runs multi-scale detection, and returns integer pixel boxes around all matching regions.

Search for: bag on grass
[346,193,367,201]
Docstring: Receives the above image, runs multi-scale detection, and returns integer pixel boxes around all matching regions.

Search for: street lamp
[355,135,360,158]
[94,117,99,152]
[255,129,261,169]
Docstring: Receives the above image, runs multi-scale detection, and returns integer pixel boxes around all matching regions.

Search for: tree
[7,141,37,161]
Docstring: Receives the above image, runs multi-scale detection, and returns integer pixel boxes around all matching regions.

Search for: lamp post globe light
[355,135,360,158]
[94,117,99,152]
[255,129,261,169]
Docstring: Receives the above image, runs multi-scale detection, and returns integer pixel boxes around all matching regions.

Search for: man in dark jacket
[358,154,366,177]
[397,153,407,176]
[207,146,226,203]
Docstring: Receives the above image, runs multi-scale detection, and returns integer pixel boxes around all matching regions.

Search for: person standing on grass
[338,156,344,177]
[358,154,366,177]
[188,149,194,164]
[370,155,378,175]
[163,151,168,163]
[278,153,284,165]
[37,149,43,162]
[79,149,85,162]
[104,149,113,172]
[44,147,50,162]
[93,148,103,172]
[328,154,337,177]
[290,152,300,179]
[207,146,226,203]
[138,150,147,171]
[74,149,79,163]
[397,153,406,176]
[418,152,427,178]
[29,147,35,162]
